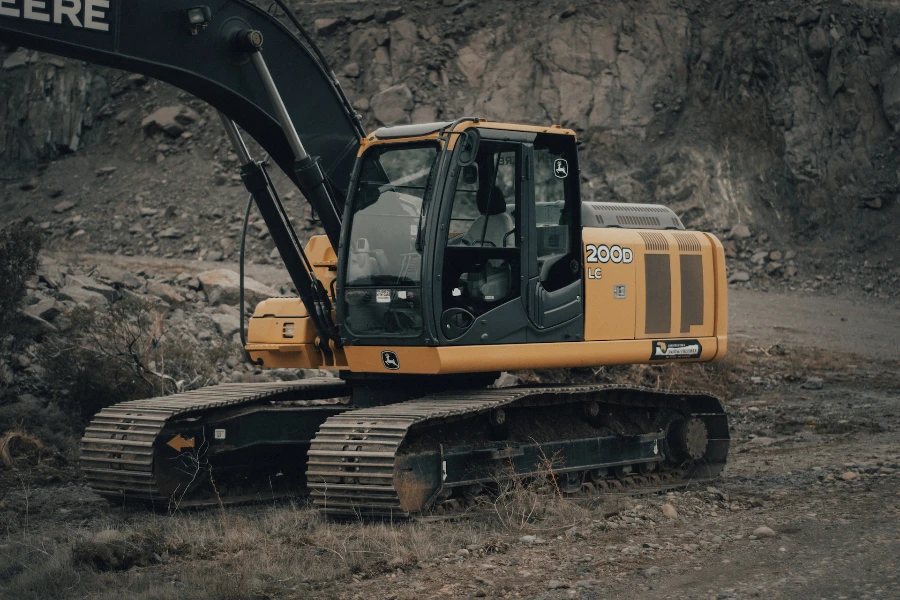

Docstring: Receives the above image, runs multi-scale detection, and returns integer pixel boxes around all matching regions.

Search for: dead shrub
[41,297,224,421]
[480,447,592,533]
[0,427,44,469]
[0,220,42,338]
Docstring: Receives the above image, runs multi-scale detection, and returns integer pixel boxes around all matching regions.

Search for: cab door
[434,132,529,345]
[523,133,584,341]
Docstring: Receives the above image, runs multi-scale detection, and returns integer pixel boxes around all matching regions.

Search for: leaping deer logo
[382,351,400,370]
[554,158,568,179]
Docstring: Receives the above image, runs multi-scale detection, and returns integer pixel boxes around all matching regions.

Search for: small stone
[752,526,776,538]
[53,200,76,214]
[519,535,536,544]
[641,567,661,578]
[343,62,361,78]
[561,6,577,18]
[728,271,751,283]
[19,178,38,191]
[115,109,133,124]
[546,580,567,590]
[661,503,677,519]
[729,223,752,239]
[748,436,777,447]
[800,377,824,390]
[95,166,117,177]
[840,471,858,481]
[157,228,184,239]
[768,250,783,261]
[455,548,469,557]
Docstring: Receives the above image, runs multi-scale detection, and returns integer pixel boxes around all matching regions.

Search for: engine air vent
[673,232,701,252]
[639,232,669,252]
[581,202,685,231]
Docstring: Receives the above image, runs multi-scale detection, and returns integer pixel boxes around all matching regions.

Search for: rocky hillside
[0,0,899,290]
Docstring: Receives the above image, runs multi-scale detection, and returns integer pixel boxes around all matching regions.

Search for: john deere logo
[381,350,399,370]
[553,158,568,178]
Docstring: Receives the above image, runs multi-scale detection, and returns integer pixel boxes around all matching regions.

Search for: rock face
[197,269,278,307]
[0,52,107,169]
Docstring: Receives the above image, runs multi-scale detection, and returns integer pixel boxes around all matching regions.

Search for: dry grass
[0,499,507,600]
[0,460,619,600]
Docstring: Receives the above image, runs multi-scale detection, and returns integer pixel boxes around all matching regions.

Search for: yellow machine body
[245,229,727,374]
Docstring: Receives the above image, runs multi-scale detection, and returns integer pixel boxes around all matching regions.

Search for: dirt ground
[1,265,898,600]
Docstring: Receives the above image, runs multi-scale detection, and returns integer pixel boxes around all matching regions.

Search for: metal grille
[639,231,669,252]
[617,215,661,227]
[673,232,701,252]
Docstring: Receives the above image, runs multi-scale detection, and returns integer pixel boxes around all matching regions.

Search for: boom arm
[0,0,365,348]
[0,0,363,247]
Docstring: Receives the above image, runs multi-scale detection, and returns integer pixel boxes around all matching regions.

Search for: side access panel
[582,228,718,342]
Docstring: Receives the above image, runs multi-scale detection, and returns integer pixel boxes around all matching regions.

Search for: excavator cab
[338,122,584,348]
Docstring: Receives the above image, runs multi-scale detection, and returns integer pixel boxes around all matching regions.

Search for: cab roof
[366,119,576,143]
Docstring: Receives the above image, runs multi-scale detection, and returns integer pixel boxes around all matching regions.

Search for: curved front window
[343,143,439,338]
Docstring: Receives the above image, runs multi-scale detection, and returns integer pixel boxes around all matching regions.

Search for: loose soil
[1,272,897,600]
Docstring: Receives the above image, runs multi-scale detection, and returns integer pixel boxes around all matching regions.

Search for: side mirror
[457,129,480,166]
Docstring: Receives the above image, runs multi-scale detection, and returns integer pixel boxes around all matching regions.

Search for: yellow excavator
[0,0,728,517]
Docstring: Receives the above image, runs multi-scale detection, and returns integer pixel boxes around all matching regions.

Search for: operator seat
[462,185,513,247]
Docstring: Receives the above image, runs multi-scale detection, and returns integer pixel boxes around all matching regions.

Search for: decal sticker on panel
[650,340,702,360]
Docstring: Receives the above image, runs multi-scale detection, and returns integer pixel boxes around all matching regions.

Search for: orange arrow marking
[166,434,195,452]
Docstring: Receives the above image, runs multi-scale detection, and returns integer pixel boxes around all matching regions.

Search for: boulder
[197,269,278,307]
[14,311,58,338]
[23,297,61,321]
[210,312,241,338]
[58,276,118,305]
[371,84,414,126]
[728,271,751,283]
[146,282,185,306]
[315,18,344,36]
[729,223,752,240]
[141,105,201,138]
[374,6,404,23]
[2,49,30,70]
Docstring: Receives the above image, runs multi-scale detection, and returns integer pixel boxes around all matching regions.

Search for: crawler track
[81,379,349,508]
[308,385,729,518]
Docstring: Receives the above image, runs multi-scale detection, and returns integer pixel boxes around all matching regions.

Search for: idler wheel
[669,417,709,461]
